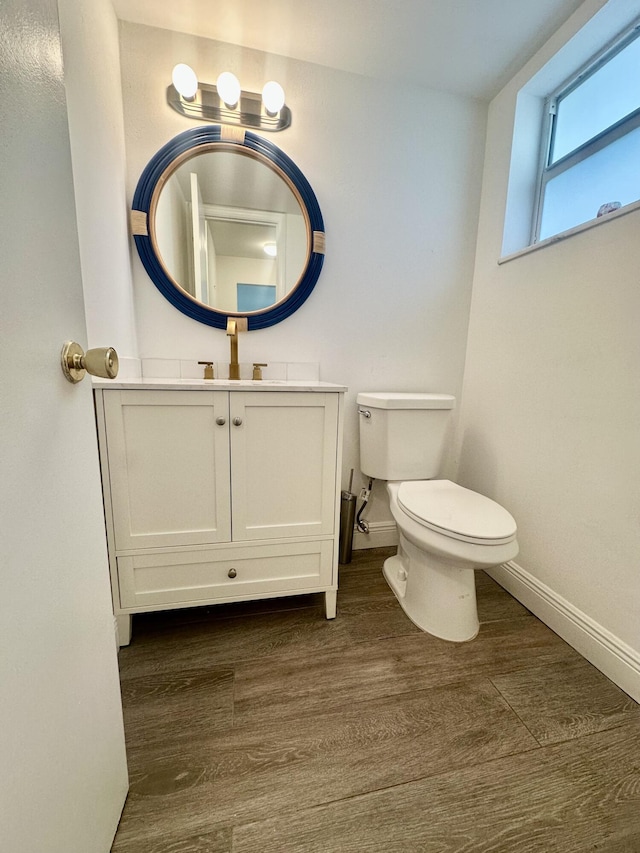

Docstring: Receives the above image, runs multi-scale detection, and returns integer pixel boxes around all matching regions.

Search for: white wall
[217,256,276,310]
[58,0,139,376]
[457,0,640,699]
[117,22,487,514]
[155,171,190,287]
[285,212,307,292]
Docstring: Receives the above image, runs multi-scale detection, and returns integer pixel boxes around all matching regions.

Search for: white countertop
[93,378,347,392]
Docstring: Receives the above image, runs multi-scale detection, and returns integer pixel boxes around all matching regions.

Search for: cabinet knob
[232,417,243,426]
[228,568,237,578]
[216,417,226,426]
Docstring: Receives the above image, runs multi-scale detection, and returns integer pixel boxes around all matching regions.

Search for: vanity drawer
[116,540,334,609]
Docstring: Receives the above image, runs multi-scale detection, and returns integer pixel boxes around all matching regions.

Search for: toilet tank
[357,392,455,480]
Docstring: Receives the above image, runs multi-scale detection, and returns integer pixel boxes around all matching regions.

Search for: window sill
[498,198,640,265]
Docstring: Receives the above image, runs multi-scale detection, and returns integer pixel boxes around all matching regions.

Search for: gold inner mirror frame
[147,141,312,316]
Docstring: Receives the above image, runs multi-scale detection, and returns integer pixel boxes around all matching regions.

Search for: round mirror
[131,127,325,330]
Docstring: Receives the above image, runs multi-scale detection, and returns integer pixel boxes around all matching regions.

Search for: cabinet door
[103,390,231,550]
[230,391,338,540]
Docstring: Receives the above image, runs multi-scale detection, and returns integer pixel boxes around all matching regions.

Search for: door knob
[61,341,119,384]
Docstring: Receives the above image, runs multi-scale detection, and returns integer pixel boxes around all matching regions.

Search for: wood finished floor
[111,547,640,853]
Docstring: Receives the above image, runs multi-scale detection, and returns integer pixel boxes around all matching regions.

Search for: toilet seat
[396,480,517,546]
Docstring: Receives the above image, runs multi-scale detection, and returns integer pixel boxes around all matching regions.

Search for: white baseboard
[489,561,640,704]
[352,521,398,551]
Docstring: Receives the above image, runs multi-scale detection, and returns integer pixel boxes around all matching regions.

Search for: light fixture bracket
[167,83,291,132]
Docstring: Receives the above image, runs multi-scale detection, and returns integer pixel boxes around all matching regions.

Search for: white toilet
[357,392,519,642]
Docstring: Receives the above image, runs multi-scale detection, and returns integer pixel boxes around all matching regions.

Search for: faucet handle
[198,361,214,380]
[252,363,268,380]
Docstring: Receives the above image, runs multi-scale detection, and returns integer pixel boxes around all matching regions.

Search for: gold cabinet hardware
[198,361,214,379]
[228,568,237,578]
[61,341,119,384]
[216,416,226,426]
[232,417,243,426]
[252,363,268,380]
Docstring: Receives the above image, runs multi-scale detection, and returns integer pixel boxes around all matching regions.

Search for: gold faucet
[226,317,248,380]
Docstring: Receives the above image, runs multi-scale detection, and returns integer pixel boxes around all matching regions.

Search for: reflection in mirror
[154,151,308,313]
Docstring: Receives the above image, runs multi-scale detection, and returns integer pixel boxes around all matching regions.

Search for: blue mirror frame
[131,126,325,330]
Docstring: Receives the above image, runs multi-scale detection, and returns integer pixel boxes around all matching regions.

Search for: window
[533,22,640,243]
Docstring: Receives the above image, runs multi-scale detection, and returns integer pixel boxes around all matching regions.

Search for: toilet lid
[397,480,517,545]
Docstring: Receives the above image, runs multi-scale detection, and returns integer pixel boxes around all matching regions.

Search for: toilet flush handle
[358,409,371,419]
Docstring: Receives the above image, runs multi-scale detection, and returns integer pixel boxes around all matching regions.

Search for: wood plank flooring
[111,547,640,852]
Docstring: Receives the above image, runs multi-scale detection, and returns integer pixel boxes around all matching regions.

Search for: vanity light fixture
[167,64,291,132]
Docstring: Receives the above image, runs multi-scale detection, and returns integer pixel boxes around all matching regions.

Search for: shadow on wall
[456,427,499,496]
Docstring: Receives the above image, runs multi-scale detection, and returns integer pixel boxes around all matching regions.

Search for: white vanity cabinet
[94,383,345,645]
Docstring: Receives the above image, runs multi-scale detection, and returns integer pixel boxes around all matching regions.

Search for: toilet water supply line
[356,478,374,534]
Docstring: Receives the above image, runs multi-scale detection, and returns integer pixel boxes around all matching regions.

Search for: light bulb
[262,80,285,114]
[216,71,241,108]
[171,64,198,100]
[263,242,277,257]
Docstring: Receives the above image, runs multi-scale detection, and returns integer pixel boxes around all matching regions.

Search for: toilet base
[383,534,479,642]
